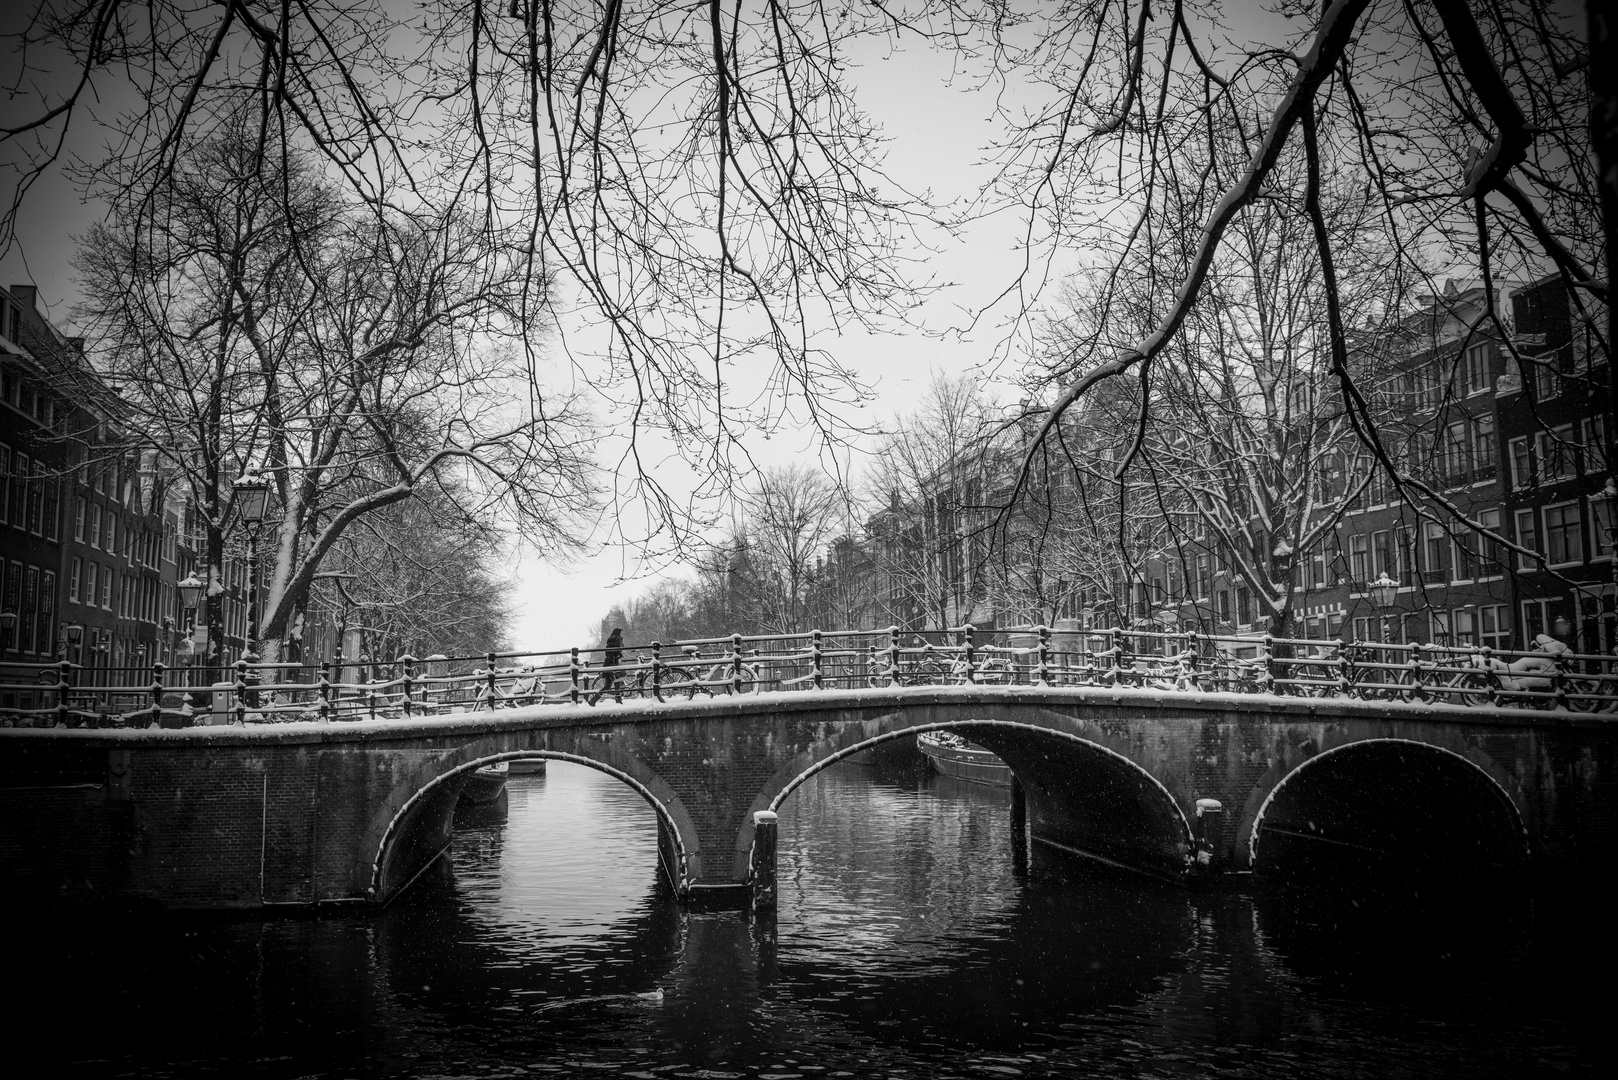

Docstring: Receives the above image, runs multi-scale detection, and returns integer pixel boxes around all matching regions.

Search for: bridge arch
[366,740,702,905]
[736,712,1195,883]
[1248,737,1529,879]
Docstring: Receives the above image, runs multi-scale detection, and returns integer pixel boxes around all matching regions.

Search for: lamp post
[0,609,16,654]
[233,475,271,661]
[177,572,204,684]
[1368,572,1399,644]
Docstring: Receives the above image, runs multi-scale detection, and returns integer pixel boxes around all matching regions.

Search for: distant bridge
[1,627,1615,910]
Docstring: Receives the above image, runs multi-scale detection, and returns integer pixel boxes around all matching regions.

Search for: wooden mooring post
[750,810,779,912]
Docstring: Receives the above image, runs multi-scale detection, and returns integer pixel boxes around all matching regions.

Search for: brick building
[1,282,263,713]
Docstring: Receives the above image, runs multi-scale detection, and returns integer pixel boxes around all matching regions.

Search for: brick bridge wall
[1,685,1613,910]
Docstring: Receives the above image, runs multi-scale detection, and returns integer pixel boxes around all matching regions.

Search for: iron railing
[3,625,1616,728]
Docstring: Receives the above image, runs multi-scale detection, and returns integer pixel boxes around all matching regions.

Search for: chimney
[9,284,38,311]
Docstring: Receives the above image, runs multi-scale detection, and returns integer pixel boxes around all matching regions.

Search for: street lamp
[0,609,16,653]
[233,475,271,660]
[234,476,271,526]
[65,622,83,665]
[1368,572,1399,643]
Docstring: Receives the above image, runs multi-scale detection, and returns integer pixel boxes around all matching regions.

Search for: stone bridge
[2,685,1613,910]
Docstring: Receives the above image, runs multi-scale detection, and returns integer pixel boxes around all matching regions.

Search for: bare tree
[72,130,594,663]
[5,1,1611,561]
[733,463,847,634]
[866,374,1000,629]
[317,493,513,662]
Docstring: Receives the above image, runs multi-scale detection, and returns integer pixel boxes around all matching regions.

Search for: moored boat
[508,758,548,775]
[917,730,1010,786]
[459,761,510,804]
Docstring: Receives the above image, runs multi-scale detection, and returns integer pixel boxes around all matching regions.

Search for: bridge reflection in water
[10,754,1600,1077]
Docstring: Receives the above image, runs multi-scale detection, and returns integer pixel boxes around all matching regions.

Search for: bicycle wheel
[657,666,697,699]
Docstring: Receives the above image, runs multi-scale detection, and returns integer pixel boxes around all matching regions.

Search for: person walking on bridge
[590,628,626,705]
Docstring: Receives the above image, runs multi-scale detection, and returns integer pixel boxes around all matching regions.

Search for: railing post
[1552,649,1571,710]
[1410,645,1430,702]
[1108,627,1123,686]
[1479,645,1500,705]
[319,660,333,722]
[651,641,664,702]
[486,652,499,708]
[1036,624,1051,686]
[888,625,901,688]
[810,629,823,690]
[58,660,74,728]
[1337,638,1352,698]
[234,658,249,725]
[731,633,745,694]
[1260,634,1275,694]
[150,661,166,726]
[962,623,976,683]
[570,646,581,705]
[367,689,379,721]
[400,655,416,718]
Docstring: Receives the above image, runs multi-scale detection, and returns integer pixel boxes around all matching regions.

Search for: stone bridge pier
[1,687,1612,910]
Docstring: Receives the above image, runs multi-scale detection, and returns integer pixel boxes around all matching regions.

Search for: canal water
[13,754,1608,1077]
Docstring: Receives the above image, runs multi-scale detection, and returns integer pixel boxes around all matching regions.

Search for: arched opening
[1251,739,1528,884]
[371,751,695,905]
[759,720,1193,885]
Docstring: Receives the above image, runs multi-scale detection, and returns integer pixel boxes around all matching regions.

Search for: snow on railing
[4,624,1616,729]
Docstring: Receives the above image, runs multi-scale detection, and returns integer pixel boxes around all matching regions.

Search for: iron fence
[3,624,1615,728]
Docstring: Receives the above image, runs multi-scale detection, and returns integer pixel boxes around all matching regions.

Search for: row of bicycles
[458,636,1616,714]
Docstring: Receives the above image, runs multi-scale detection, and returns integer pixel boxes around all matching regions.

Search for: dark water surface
[12,756,1608,1077]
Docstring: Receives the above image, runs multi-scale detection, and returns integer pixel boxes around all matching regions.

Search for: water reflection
[6,757,1604,1078]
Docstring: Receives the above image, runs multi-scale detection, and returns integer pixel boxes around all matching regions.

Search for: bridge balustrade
[4,624,1616,728]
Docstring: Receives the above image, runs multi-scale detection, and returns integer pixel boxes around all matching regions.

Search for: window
[43,474,57,541]
[1442,421,1471,482]
[1350,534,1369,583]
[1352,616,1373,642]
[1217,590,1231,623]
[1583,416,1609,476]
[1308,551,1326,590]
[100,565,112,609]
[1478,508,1505,575]
[1544,502,1583,566]
[25,460,41,534]
[1423,522,1447,582]
[1396,528,1415,585]
[1521,599,1551,647]
[90,505,101,548]
[73,496,85,541]
[69,556,81,602]
[13,452,28,528]
[20,566,37,652]
[83,561,97,608]
[1371,530,1390,578]
[1534,356,1562,400]
[1480,605,1510,652]
[1462,343,1492,395]
[1430,610,1452,644]
[1237,585,1252,626]
[1509,436,1533,489]
[0,443,8,526]
[1593,496,1614,560]
[1195,555,1211,600]
[105,513,117,557]
[1474,414,1496,471]
[1537,426,1576,482]
[38,570,55,655]
[1515,509,1540,570]
[1452,607,1476,645]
